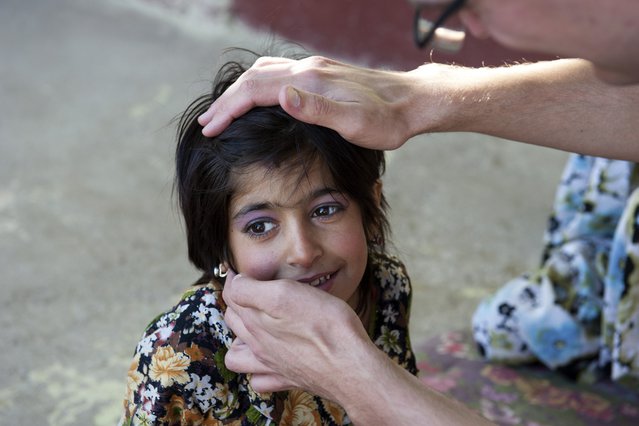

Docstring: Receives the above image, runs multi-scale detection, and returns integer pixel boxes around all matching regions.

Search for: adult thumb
[280,85,338,127]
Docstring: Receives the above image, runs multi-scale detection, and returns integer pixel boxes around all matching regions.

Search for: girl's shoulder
[368,252,418,376]
[369,252,412,292]
[122,282,255,424]
[370,251,407,267]
[141,281,228,340]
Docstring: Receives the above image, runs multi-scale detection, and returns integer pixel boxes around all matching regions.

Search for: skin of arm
[222,272,494,425]
[200,57,639,161]
[345,343,494,426]
[416,58,639,161]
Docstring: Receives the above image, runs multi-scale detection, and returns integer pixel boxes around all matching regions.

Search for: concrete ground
[0,0,567,424]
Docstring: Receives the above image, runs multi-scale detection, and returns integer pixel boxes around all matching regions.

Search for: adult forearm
[333,340,493,425]
[406,58,639,161]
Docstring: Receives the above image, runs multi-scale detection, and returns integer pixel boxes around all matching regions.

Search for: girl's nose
[286,225,323,268]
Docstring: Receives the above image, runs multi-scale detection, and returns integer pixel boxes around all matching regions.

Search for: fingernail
[201,123,214,136]
[197,111,211,125]
[286,86,301,108]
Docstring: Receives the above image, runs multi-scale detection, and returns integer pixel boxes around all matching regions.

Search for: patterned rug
[415,331,639,425]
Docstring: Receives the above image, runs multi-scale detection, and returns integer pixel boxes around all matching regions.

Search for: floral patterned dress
[120,253,417,425]
[473,154,639,382]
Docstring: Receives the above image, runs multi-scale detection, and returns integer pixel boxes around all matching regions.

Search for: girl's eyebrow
[232,202,273,220]
[232,187,341,220]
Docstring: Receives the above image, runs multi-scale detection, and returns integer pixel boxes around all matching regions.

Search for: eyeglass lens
[413,0,467,50]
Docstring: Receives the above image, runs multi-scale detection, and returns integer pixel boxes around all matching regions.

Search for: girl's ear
[373,179,383,208]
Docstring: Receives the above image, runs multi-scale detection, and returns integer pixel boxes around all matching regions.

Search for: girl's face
[228,159,369,311]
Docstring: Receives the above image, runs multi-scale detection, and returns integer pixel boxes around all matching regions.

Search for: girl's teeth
[310,274,331,287]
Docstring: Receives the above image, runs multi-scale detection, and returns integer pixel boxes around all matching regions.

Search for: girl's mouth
[309,272,334,287]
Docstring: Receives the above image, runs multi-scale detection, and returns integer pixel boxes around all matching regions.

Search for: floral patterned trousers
[473,154,639,382]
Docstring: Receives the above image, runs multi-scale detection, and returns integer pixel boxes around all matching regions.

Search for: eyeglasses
[413,0,467,53]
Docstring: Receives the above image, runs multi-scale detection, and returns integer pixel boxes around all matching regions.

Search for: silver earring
[213,264,228,278]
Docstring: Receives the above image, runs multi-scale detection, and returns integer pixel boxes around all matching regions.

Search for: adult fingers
[223,302,257,348]
[280,85,349,129]
[280,85,384,150]
[198,57,293,122]
[223,273,298,316]
[224,336,273,375]
[199,58,298,136]
[249,373,292,393]
[222,273,257,311]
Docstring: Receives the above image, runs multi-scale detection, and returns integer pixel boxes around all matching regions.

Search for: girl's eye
[245,220,276,237]
[312,205,341,218]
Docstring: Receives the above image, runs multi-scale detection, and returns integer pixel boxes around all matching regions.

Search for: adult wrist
[403,63,482,137]
[332,340,399,424]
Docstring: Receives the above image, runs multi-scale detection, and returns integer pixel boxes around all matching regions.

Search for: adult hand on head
[198,56,452,151]
[222,270,373,400]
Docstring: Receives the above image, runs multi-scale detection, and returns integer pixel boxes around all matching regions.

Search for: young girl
[120,52,418,425]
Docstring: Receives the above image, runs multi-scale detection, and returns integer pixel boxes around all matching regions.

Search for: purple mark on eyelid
[320,193,348,207]
[234,212,265,230]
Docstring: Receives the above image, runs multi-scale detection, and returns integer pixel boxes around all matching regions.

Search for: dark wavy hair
[174,50,390,314]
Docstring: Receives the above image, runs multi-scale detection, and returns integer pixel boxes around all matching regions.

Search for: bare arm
[334,336,493,425]
[222,273,493,425]
[421,58,639,161]
[200,56,639,161]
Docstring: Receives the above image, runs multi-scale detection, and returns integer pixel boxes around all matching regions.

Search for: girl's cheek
[237,249,280,281]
